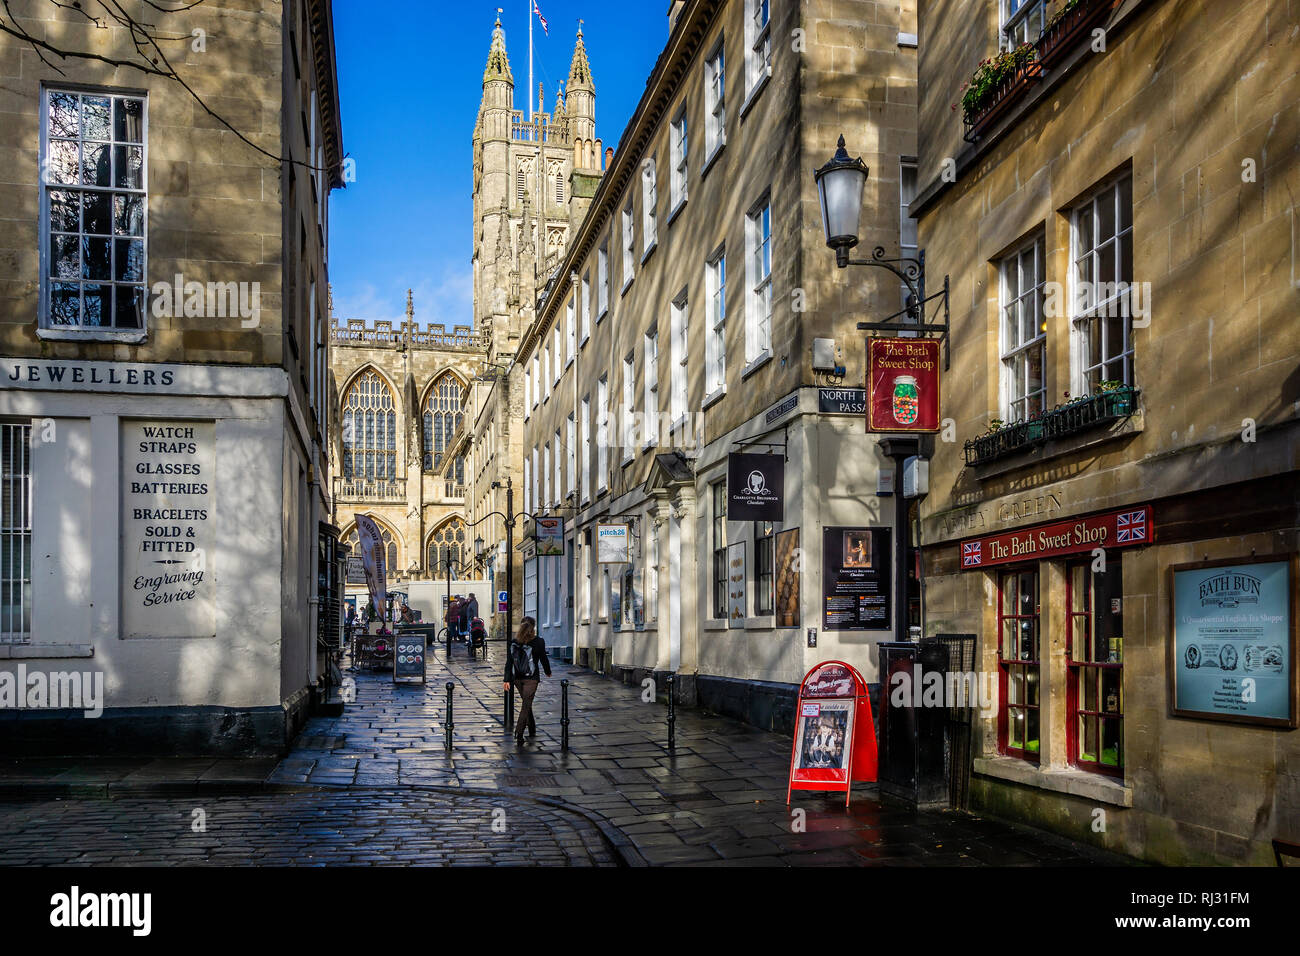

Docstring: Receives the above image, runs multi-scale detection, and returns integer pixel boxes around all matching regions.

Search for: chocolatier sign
[866,337,941,433]
[121,420,216,638]
[960,505,1153,570]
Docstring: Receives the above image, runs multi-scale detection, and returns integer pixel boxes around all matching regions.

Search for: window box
[959,44,1042,143]
[1034,0,1117,70]
[964,386,1139,466]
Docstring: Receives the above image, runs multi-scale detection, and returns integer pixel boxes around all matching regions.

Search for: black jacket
[466,598,479,620]
[506,636,552,682]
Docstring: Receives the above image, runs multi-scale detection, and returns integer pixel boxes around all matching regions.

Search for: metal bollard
[444,681,454,754]
[505,684,514,735]
[560,679,570,753]
[666,675,676,751]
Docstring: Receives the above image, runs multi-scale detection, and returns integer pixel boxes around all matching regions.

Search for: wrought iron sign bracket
[849,247,951,371]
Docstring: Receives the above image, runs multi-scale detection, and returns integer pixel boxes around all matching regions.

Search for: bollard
[560,679,570,753]
[666,675,676,751]
[444,681,454,754]
[505,684,514,735]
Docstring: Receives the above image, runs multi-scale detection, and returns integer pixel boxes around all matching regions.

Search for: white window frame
[1001,0,1046,49]
[523,453,532,515]
[524,364,533,417]
[543,443,551,509]
[597,375,609,491]
[745,194,773,366]
[670,289,688,426]
[40,87,150,339]
[580,395,591,502]
[580,274,591,343]
[553,327,563,385]
[532,447,540,515]
[622,352,637,460]
[621,202,635,290]
[705,43,726,163]
[644,327,660,446]
[566,413,576,496]
[999,235,1047,424]
[566,295,576,364]
[597,240,610,317]
[706,248,727,397]
[531,354,540,408]
[642,158,658,257]
[743,0,772,102]
[553,428,563,505]
[670,109,688,213]
[1071,174,1135,394]
[542,345,551,399]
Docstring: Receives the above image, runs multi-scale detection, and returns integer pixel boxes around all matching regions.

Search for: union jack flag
[533,1,548,34]
[962,541,982,567]
[1116,510,1147,543]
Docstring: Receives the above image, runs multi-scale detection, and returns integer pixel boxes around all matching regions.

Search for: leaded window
[342,370,397,480]
[423,372,466,472]
[427,518,467,577]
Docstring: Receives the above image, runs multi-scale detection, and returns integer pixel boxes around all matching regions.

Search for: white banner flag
[354,514,388,620]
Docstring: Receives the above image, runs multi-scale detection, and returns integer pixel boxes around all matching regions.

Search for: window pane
[82,96,111,141]
[50,236,79,278]
[114,145,144,189]
[81,143,110,187]
[1025,708,1039,754]
[115,238,144,281]
[82,284,110,326]
[48,92,79,138]
[114,98,144,142]
[82,192,111,235]
[49,190,78,232]
[49,284,79,325]
[1083,667,1098,711]
[115,286,144,329]
[81,237,110,280]
[1080,714,1097,762]
[48,140,79,184]
[1100,717,1121,766]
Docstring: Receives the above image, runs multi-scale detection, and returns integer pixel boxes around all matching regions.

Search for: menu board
[394,633,426,683]
[1170,557,1296,726]
[822,527,891,631]
[121,420,216,639]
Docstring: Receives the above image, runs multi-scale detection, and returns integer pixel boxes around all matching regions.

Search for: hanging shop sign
[726,452,784,521]
[346,555,366,585]
[727,542,747,627]
[822,527,891,631]
[775,528,802,628]
[534,517,565,556]
[866,337,941,433]
[786,660,878,807]
[597,523,630,563]
[818,387,866,415]
[959,505,1154,570]
[1169,555,1297,728]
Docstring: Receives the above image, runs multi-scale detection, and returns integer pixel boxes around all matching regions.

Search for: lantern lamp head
[814,135,870,268]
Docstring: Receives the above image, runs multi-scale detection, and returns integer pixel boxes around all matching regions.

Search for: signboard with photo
[1169,555,1297,727]
[727,542,746,628]
[866,337,941,433]
[597,523,629,563]
[393,633,426,684]
[534,517,565,556]
[775,528,801,628]
[822,527,891,631]
[786,660,877,807]
[726,452,784,521]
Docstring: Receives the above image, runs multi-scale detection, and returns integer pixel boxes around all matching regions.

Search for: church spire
[567,22,594,93]
[483,13,513,84]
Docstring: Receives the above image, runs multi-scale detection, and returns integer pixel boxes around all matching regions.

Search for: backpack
[510,641,534,680]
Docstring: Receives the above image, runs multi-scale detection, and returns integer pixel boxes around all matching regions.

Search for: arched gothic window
[423,372,466,472]
[427,518,467,577]
[343,522,399,577]
[342,370,397,480]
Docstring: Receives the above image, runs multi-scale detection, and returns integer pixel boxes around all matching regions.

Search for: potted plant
[1035,0,1119,70]
[956,43,1042,141]
[1096,379,1133,414]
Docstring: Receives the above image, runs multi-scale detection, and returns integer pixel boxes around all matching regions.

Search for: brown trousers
[513,678,540,738]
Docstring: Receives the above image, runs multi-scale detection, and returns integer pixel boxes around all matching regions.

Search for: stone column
[675,485,700,688]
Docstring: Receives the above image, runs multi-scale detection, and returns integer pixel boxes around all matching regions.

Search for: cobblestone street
[0,645,1132,866]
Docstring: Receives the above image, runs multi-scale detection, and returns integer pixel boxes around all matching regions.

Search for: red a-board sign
[959,505,1154,570]
[786,660,878,807]
[866,337,941,433]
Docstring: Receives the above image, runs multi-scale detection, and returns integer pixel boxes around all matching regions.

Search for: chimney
[668,1,685,34]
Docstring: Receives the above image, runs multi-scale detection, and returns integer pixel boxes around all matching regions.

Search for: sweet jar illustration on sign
[892,375,919,426]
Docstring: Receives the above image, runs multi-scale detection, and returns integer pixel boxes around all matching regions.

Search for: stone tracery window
[342,369,397,480]
[427,517,467,577]
[423,372,467,475]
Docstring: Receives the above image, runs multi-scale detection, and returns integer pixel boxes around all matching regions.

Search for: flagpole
[528,0,533,121]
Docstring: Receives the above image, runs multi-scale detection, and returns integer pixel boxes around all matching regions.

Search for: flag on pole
[354,514,389,622]
[533,1,548,34]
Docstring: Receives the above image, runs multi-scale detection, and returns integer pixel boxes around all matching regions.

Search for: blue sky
[328,1,668,330]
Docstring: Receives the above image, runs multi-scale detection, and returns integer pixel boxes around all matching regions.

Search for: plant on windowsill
[955,42,1042,142]
[1035,0,1119,70]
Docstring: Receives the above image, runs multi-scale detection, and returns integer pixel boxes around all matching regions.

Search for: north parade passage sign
[121,420,216,639]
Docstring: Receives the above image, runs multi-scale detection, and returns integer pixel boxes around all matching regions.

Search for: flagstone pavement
[0,644,1135,866]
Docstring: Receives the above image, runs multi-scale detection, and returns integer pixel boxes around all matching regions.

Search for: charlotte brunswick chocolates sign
[866,337,941,433]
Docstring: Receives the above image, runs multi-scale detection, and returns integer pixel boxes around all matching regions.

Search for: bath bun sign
[866,337,941,433]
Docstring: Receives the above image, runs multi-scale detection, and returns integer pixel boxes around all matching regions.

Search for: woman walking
[503,616,551,746]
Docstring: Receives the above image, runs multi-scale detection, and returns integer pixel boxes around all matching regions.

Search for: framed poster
[822,527,891,631]
[786,660,877,807]
[793,699,853,777]
[775,528,801,628]
[1169,555,1297,727]
[727,542,746,628]
[597,523,629,563]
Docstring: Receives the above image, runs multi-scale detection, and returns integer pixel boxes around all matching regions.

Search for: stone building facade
[328,295,486,590]
[0,0,343,754]
[912,0,1299,864]
[515,0,919,713]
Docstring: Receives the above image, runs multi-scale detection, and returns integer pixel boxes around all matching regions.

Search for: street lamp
[814,134,870,268]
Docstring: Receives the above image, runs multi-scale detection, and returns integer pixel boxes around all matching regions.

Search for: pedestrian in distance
[466,592,479,622]
[503,616,551,746]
